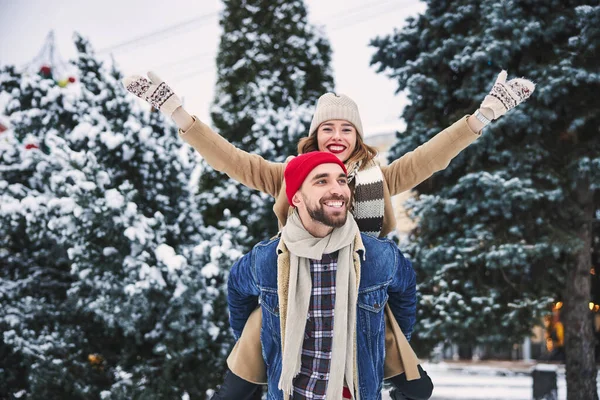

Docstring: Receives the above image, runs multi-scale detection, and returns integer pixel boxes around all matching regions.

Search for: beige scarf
[279,210,360,400]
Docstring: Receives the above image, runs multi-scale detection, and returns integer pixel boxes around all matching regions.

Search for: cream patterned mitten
[480,70,535,120]
[122,71,181,117]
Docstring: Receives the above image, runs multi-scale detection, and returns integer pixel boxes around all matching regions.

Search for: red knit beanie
[284,152,347,206]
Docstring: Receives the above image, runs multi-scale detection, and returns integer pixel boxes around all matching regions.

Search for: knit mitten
[122,71,181,117]
[480,70,535,120]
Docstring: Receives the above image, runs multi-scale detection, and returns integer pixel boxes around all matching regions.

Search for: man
[227,152,432,400]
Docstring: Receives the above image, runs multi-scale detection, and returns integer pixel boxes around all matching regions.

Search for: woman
[123,70,534,399]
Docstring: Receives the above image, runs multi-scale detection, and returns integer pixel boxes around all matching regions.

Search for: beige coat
[178,116,480,382]
[179,115,480,237]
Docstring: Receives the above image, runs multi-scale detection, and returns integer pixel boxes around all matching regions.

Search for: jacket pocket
[357,288,388,397]
[358,288,388,337]
[260,291,281,338]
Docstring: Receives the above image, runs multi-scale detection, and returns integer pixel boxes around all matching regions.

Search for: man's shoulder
[358,233,410,265]
[359,233,397,250]
[250,237,280,281]
[252,235,281,253]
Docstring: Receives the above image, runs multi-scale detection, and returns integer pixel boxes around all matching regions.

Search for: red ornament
[25,143,39,150]
[68,76,76,83]
[39,65,52,77]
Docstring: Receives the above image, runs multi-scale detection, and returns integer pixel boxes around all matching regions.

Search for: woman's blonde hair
[297,128,378,168]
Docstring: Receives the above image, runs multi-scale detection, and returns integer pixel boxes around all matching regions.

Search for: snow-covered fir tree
[0,34,245,399]
[201,0,335,242]
[370,2,599,398]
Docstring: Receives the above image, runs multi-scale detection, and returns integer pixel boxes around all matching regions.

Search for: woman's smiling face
[316,120,357,163]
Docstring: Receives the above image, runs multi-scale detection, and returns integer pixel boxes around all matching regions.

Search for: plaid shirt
[292,251,338,400]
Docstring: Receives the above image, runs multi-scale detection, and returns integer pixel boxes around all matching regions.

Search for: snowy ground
[380,362,600,400]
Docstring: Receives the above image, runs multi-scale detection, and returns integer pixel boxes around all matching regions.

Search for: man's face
[295,163,351,228]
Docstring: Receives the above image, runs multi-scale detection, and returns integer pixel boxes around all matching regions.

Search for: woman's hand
[122,71,194,131]
[468,70,535,132]
[480,70,535,119]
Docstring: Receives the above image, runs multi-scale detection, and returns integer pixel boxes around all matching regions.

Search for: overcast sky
[0,0,426,135]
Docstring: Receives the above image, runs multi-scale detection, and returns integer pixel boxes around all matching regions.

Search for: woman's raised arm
[383,70,535,195]
[122,71,284,197]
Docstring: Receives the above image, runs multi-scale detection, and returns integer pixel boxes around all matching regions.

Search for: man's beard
[305,194,349,228]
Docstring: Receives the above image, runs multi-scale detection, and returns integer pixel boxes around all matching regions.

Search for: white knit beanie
[308,93,364,137]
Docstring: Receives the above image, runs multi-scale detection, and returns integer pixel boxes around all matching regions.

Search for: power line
[100,0,401,57]
[328,0,419,30]
[313,0,400,25]
[150,50,214,73]
[97,11,219,54]
[170,64,214,83]
[149,1,419,84]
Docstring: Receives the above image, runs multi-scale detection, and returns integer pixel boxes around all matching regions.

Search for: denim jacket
[228,233,417,400]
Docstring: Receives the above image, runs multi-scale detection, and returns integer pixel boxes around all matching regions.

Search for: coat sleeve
[381,116,480,196]
[387,244,417,341]
[178,116,284,198]
[227,249,260,340]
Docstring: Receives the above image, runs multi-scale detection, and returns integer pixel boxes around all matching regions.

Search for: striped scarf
[347,160,385,237]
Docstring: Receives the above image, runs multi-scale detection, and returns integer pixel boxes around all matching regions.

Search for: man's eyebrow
[310,172,348,181]
[311,173,330,181]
